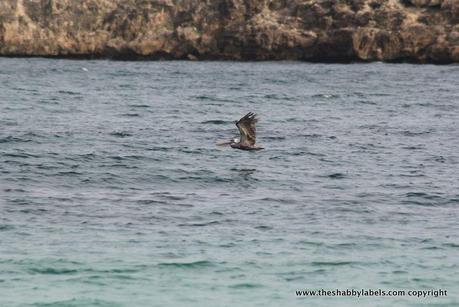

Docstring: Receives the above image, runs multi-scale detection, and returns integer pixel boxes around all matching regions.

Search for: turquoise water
[1,59,458,306]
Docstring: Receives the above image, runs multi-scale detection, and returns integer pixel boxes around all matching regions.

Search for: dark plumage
[216,112,264,150]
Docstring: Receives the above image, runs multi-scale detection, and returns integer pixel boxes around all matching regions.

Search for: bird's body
[217,112,264,150]
[230,143,264,151]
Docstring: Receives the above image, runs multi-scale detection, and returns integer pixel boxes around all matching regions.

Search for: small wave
[405,192,442,200]
[109,155,143,161]
[129,104,150,108]
[263,93,295,101]
[432,156,446,163]
[109,131,132,137]
[305,151,326,157]
[229,283,263,289]
[401,192,445,206]
[19,208,48,214]
[443,243,459,248]
[369,92,392,97]
[230,168,256,172]
[421,246,442,250]
[34,299,120,307]
[355,100,377,105]
[156,194,186,201]
[259,197,296,204]
[263,136,286,140]
[178,221,220,227]
[57,90,80,95]
[191,95,234,103]
[219,243,236,248]
[29,267,79,275]
[12,87,39,93]
[297,240,324,246]
[350,142,385,150]
[400,200,434,206]
[290,151,308,156]
[2,152,38,158]
[201,120,229,125]
[351,91,367,98]
[179,148,207,154]
[311,261,356,266]
[399,173,425,178]
[401,130,434,137]
[136,199,168,205]
[264,78,289,84]
[102,267,147,274]
[301,134,323,138]
[146,146,169,152]
[323,173,346,179]
[158,260,214,268]
[0,225,14,231]
[254,225,273,230]
[56,171,83,176]
[120,113,140,117]
[3,188,26,193]
[38,98,59,105]
[118,84,133,89]
[0,136,30,143]
[402,145,425,150]
[269,156,285,160]
[312,93,340,99]
[78,153,96,160]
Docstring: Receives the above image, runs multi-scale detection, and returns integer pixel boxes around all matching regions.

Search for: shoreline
[1,54,457,65]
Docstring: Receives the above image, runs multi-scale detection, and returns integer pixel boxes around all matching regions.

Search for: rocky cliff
[1,0,459,63]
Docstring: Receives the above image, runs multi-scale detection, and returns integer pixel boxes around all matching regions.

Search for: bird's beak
[216,139,232,146]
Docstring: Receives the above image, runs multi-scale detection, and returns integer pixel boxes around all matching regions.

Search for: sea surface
[0,58,458,307]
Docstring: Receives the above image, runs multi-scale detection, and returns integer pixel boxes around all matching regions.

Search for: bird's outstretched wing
[236,112,258,147]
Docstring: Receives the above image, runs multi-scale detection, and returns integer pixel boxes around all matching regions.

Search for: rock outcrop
[1,0,459,63]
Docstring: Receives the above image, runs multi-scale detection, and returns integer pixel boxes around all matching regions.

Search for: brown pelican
[216,112,264,150]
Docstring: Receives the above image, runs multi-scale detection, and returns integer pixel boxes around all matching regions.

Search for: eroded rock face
[0,0,458,62]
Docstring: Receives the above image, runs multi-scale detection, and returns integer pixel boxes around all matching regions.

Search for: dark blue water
[1,58,458,306]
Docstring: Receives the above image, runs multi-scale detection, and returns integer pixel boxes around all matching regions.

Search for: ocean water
[0,58,458,307]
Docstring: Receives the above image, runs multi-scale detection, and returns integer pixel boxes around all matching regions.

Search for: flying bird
[216,112,264,150]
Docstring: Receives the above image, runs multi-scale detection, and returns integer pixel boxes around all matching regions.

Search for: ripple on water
[129,104,151,108]
[109,131,133,137]
[57,90,81,95]
[158,260,215,269]
[310,261,358,267]
[33,299,122,307]
[0,225,15,231]
[0,136,31,143]
[201,120,230,125]
[320,173,347,179]
[178,221,220,227]
[311,93,340,99]
[229,283,263,289]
